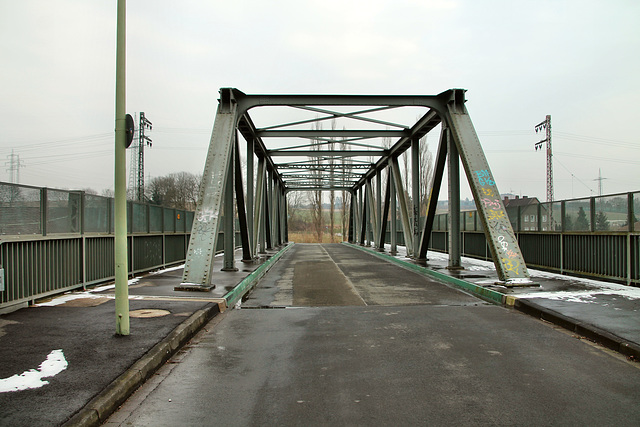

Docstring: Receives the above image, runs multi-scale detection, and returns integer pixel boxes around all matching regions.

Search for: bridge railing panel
[0,181,197,312]
[0,183,42,235]
[379,191,638,286]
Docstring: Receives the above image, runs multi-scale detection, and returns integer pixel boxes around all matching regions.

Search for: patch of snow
[0,349,68,392]
[33,292,106,307]
[466,265,493,272]
[377,243,640,302]
[516,289,640,302]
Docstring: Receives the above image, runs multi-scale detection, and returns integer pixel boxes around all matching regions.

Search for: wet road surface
[108,244,640,426]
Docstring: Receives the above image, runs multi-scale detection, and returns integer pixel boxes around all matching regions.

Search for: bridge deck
[244,243,482,308]
[110,243,640,426]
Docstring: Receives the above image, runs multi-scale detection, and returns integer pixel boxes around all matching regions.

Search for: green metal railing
[383,191,639,286]
[0,182,195,311]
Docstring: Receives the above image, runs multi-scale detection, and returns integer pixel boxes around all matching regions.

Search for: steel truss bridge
[182,88,533,288]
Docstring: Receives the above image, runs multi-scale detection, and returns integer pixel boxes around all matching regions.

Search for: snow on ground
[33,264,186,307]
[0,349,68,393]
[376,242,640,304]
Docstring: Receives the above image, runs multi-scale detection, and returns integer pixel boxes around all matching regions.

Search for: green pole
[114,0,130,335]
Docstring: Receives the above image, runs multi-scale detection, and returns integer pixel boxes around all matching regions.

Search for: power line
[555,158,596,195]
[0,133,112,154]
[555,151,640,165]
[554,131,639,149]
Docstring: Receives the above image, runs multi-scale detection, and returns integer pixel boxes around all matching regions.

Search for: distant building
[502,195,553,231]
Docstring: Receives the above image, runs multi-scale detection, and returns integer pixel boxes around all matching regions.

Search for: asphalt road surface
[108,244,640,426]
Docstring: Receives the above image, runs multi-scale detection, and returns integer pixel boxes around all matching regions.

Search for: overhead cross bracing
[180,88,534,290]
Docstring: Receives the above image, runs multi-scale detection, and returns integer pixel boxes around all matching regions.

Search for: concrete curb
[224,243,294,308]
[513,298,640,361]
[62,303,221,427]
[342,242,506,305]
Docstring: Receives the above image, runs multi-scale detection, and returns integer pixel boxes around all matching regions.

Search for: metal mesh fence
[0,183,41,235]
[595,195,628,231]
[84,194,110,233]
[432,192,637,234]
[564,198,591,231]
[0,182,195,236]
[46,189,82,234]
[149,205,163,233]
[132,202,148,233]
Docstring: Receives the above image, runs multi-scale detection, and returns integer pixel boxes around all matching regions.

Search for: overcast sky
[1,0,638,201]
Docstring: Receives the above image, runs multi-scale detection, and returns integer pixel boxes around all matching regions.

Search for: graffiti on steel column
[501,258,521,275]
[485,209,506,221]
[475,169,495,186]
[474,169,526,276]
[497,235,518,259]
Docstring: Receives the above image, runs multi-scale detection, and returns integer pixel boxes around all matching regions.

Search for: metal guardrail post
[41,187,47,236]
[628,192,634,233]
[590,196,596,232]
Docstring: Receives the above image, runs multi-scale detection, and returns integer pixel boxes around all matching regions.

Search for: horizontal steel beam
[281,173,362,179]
[256,130,408,138]
[231,89,452,116]
[267,150,387,157]
[286,186,353,192]
[277,163,372,169]
[353,109,442,190]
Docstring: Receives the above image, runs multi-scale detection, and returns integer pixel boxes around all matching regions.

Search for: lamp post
[114,0,130,335]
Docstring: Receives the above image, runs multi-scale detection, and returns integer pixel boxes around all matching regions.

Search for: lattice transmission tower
[535,115,553,202]
[5,149,25,184]
[127,112,152,201]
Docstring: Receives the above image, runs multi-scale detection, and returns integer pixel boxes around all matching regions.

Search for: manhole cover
[129,309,171,318]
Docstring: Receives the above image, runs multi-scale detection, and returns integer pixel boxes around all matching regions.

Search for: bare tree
[401,147,411,211]
[329,119,336,242]
[287,191,306,231]
[147,172,202,210]
[340,133,351,241]
[419,135,434,215]
[308,120,324,242]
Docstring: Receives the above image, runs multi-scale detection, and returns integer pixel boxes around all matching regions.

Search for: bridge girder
[181,88,533,289]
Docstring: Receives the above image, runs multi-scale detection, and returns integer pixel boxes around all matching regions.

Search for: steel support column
[268,169,275,248]
[264,172,272,250]
[412,137,420,258]
[358,187,365,244]
[378,171,391,251]
[283,188,288,243]
[365,179,378,247]
[418,126,448,260]
[182,90,237,286]
[222,142,237,272]
[247,138,255,254]
[447,131,461,269]
[390,164,397,255]
[348,191,355,243]
[444,89,531,283]
[359,188,368,245]
[234,138,252,262]
[390,156,414,257]
[253,156,266,254]
[376,170,382,247]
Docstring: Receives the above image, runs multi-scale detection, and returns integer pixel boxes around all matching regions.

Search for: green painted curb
[224,243,294,308]
[342,242,506,305]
